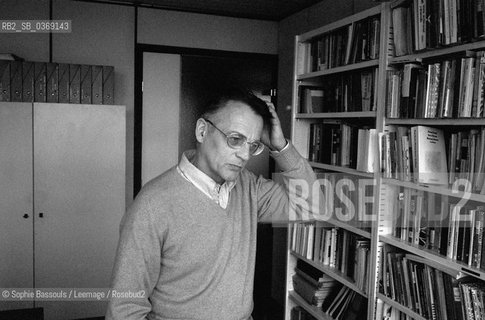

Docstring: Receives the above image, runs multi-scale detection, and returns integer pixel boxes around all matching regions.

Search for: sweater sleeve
[106,190,164,320]
[257,142,325,223]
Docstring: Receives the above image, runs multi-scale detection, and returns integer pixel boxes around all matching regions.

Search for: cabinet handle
[39,213,44,218]
[23,214,29,219]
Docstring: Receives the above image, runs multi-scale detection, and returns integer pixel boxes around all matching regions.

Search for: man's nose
[236,143,251,161]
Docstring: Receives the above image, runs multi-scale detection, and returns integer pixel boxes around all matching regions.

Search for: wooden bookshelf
[288,3,387,319]
[289,1,485,319]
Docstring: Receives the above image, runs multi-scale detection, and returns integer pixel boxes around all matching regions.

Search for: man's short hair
[200,86,272,130]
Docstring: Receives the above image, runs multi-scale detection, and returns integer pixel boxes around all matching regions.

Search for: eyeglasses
[203,118,265,156]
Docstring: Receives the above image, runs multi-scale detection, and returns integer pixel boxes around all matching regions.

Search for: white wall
[0,0,49,61]
[142,53,181,185]
[138,8,278,54]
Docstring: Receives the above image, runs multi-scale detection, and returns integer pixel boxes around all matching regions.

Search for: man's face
[196,101,264,184]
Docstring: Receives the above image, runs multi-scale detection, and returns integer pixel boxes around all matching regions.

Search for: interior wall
[137,8,278,54]
[272,0,378,304]
[0,1,49,61]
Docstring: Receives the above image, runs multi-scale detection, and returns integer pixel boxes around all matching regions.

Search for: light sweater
[106,144,317,320]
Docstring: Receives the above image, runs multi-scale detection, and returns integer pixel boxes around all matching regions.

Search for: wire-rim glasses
[203,118,265,156]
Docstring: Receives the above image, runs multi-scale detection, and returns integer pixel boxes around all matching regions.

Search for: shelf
[288,291,334,320]
[291,251,368,298]
[317,218,372,239]
[376,293,427,320]
[379,235,485,281]
[310,162,375,178]
[382,178,485,203]
[296,111,377,119]
[389,39,485,64]
[386,118,485,126]
[297,60,379,80]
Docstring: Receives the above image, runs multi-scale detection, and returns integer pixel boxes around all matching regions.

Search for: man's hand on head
[260,102,287,152]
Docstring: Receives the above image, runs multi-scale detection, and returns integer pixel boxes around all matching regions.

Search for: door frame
[134,43,278,197]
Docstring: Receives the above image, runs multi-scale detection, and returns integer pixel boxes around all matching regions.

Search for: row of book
[386,52,485,119]
[308,121,356,168]
[381,185,485,269]
[290,223,370,292]
[323,286,366,320]
[309,121,377,172]
[392,0,484,56]
[292,260,367,320]
[298,69,378,113]
[292,260,339,308]
[297,15,380,74]
[0,59,114,104]
[378,246,485,320]
[380,125,485,190]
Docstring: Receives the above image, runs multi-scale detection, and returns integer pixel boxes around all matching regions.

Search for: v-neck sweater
[106,144,316,320]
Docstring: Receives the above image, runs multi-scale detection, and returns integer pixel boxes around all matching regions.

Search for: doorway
[135,45,278,320]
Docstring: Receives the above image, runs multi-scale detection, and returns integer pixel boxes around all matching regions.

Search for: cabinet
[0,102,126,320]
[287,1,485,320]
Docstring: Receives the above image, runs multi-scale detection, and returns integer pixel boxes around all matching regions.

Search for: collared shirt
[177,142,289,209]
[177,150,236,209]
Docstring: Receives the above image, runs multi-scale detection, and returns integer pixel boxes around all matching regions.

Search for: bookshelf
[286,3,388,320]
[376,0,485,319]
[286,0,485,319]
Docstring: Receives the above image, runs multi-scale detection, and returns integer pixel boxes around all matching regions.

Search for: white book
[410,126,448,185]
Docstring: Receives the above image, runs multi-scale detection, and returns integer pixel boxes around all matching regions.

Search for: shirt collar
[177,150,236,208]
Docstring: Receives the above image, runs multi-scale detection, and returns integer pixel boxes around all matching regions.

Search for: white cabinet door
[0,102,34,311]
[33,103,125,320]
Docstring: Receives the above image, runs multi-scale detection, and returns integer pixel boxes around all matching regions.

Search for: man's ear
[195,118,207,143]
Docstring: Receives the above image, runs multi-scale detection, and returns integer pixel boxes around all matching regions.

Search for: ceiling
[78,0,322,21]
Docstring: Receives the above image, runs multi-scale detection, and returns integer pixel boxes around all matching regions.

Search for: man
[106,87,319,319]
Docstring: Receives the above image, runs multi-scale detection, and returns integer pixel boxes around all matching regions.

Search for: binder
[58,63,69,103]
[46,63,59,103]
[69,64,80,104]
[80,65,92,104]
[92,65,103,105]
[102,66,114,105]
[34,62,46,102]
[22,61,34,102]
[10,61,22,102]
[0,60,11,101]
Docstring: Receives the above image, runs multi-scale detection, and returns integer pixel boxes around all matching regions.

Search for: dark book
[34,62,46,102]
[22,61,34,102]
[10,61,22,102]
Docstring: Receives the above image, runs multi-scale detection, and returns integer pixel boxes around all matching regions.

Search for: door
[33,103,126,319]
[0,102,34,311]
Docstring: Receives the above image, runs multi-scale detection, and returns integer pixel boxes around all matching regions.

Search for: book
[410,126,448,185]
